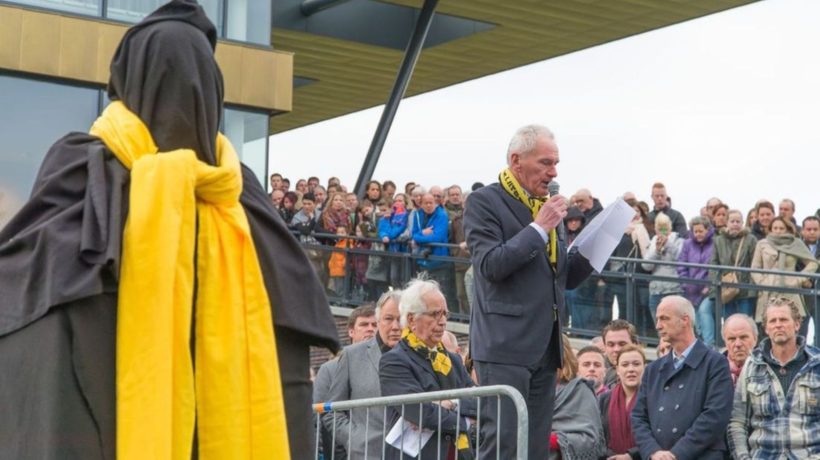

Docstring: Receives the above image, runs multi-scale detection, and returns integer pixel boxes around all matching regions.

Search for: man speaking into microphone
[464,124,593,458]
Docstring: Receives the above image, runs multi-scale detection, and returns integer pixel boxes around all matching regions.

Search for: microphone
[548,181,560,198]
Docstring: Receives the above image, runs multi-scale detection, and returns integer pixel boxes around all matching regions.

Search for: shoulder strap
[733,236,745,266]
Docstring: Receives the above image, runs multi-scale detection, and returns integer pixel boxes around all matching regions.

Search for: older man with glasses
[379,277,477,459]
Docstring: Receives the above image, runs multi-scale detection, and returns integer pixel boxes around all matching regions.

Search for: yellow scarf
[90,101,290,460]
[403,328,452,376]
[499,168,558,268]
[402,328,472,454]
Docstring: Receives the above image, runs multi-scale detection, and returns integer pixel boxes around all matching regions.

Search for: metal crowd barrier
[313,384,529,460]
[295,233,820,347]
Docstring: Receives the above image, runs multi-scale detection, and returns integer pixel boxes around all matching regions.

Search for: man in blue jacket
[632,295,733,460]
[412,192,455,304]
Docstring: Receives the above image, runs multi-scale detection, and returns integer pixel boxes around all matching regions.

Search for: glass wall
[0,74,99,229]
[6,0,270,46]
[223,108,269,190]
[5,0,100,16]
[224,0,271,45]
[106,0,223,33]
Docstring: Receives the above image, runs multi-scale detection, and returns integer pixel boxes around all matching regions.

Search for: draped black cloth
[0,1,339,458]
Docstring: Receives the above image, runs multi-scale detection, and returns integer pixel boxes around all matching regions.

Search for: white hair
[399,277,442,328]
[665,295,696,329]
[507,124,555,165]
[375,289,402,320]
[411,186,426,195]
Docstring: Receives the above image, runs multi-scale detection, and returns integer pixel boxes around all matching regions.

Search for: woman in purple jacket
[676,217,715,305]
[676,216,715,342]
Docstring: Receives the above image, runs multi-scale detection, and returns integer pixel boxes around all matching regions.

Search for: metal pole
[300,0,352,16]
[353,0,440,197]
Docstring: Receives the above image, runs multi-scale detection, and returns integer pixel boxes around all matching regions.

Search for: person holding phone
[642,212,683,321]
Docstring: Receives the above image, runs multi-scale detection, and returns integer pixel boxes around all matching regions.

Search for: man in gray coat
[326,290,403,458]
[314,304,378,459]
[464,124,593,459]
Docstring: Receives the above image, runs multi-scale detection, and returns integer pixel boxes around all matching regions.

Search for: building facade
[0,0,292,228]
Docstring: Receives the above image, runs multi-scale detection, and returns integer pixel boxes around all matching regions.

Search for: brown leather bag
[720,236,745,304]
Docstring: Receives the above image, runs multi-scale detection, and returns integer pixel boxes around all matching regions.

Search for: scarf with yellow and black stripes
[499,168,558,269]
[403,330,474,459]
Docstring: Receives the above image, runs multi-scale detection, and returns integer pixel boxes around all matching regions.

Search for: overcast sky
[269,0,819,222]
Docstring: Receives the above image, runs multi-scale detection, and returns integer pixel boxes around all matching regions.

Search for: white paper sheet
[384,416,434,457]
[569,198,636,273]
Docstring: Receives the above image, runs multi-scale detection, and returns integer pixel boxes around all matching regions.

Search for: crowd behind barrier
[297,230,820,345]
[273,174,820,459]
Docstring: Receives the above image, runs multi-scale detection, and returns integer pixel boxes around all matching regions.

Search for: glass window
[4,0,100,16]
[223,108,269,191]
[225,0,271,46]
[106,0,223,33]
[0,74,99,229]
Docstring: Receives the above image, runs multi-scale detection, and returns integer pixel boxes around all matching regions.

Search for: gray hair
[411,186,426,196]
[375,289,402,320]
[399,277,442,328]
[688,216,711,230]
[507,124,555,165]
[722,313,758,341]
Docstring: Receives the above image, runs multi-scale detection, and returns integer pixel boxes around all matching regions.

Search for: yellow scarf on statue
[90,101,290,460]
[499,168,558,269]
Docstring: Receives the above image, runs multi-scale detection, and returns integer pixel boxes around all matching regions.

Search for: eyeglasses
[420,309,450,320]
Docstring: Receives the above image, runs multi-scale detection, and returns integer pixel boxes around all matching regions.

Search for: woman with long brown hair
[751,217,817,332]
[598,344,647,460]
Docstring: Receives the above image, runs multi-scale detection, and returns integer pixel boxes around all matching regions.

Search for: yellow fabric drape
[90,101,290,460]
[499,168,558,269]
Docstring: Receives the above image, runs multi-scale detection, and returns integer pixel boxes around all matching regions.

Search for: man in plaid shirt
[728,297,820,459]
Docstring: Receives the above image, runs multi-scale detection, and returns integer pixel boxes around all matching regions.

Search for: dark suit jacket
[379,340,478,460]
[464,183,592,366]
[631,340,733,460]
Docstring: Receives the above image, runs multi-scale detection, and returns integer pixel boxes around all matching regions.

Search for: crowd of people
[270,167,820,459]
[267,172,820,343]
[312,279,819,459]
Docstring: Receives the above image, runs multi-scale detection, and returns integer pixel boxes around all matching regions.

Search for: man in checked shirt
[728,297,820,459]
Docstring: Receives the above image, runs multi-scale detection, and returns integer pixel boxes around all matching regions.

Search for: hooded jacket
[676,226,715,305]
[564,206,587,245]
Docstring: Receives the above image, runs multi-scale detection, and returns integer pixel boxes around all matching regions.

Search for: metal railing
[314,384,529,460]
[295,233,820,347]
[599,257,820,346]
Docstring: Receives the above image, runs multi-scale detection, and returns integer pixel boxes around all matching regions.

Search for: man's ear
[509,152,524,174]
